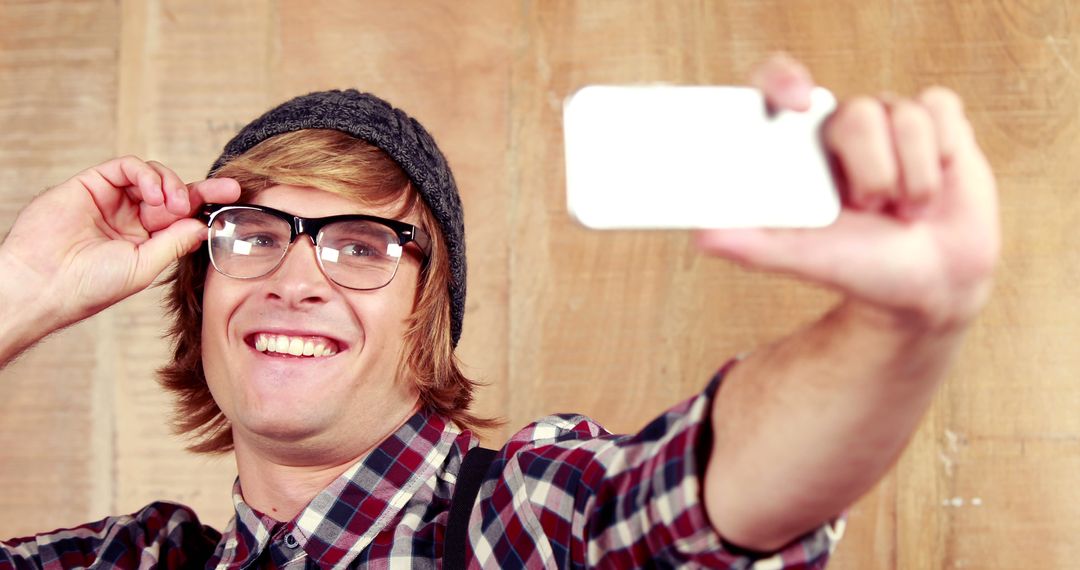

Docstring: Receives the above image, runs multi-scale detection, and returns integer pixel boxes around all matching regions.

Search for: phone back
[563,85,840,229]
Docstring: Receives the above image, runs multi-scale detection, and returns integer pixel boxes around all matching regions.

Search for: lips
[247,333,342,358]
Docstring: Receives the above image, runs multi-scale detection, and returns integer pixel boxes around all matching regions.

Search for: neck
[233,398,421,522]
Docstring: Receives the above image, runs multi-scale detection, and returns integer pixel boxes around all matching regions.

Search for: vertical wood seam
[104,0,152,517]
[504,0,531,438]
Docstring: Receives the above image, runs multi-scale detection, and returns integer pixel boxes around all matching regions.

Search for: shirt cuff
[693,361,846,567]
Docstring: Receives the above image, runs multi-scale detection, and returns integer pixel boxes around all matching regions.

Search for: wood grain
[0,0,121,536]
[102,0,281,529]
[0,1,1077,567]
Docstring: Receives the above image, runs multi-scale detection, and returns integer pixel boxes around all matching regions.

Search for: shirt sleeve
[0,502,220,569]
[471,363,844,569]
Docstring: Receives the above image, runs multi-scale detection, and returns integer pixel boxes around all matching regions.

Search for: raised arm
[700,56,999,550]
[0,157,240,367]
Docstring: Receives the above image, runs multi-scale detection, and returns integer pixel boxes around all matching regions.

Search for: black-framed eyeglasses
[200,203,431,291]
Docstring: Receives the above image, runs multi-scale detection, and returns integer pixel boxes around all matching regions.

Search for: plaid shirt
[2,369,842,569]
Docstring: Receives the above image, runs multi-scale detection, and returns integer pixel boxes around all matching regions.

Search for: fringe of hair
[158,129,499,454]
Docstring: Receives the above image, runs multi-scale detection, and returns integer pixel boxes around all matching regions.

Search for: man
[0,54,997,568]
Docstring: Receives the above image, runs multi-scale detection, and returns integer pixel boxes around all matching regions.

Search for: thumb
[695,227,817,274]
[133,218,207,286]
[693,213,886,285]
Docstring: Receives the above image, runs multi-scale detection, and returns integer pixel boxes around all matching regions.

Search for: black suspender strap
[444,446,497,570]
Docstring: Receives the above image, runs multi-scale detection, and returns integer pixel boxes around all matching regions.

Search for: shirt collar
[215,408,461,569]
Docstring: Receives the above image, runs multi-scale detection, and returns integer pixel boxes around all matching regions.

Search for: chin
[233,407,334,446]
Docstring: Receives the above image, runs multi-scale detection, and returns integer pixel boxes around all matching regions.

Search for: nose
[263,236,333,307]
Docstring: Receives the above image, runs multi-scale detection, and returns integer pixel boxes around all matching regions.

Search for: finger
[186,177,241,214]
[919,86,999,251]
[132,218,207,287]
[825,97,898,210]
[889,100,941,220]
[91,156,166,207]
[146,160,191,216]
[749,52,814,112]
[917,86,968,165]
[694,226,842,284]
[693,211,898,289]
[137,177,243,233]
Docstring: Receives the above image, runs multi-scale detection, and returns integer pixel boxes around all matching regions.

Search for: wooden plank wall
[0,1,1076,567]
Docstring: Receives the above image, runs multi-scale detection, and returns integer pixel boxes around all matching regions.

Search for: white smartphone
[563,85,841,229]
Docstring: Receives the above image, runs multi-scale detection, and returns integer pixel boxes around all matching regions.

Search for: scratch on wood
[1045,35,1079,81]
[944,428,960,452]
[938,450,955,477]
[939,428,963,477]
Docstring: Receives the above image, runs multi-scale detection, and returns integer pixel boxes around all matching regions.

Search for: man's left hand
[696,54,1000,332]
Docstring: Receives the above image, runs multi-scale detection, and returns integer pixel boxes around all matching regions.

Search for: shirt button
[284,533,300,549]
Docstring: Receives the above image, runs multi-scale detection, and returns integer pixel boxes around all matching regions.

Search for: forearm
[0,248,58,367]
[704,298,968,551]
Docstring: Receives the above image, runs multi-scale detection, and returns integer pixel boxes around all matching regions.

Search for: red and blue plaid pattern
[2,369,841,568]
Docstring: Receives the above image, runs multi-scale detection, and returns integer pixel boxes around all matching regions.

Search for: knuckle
[890,100,933,143]
[919,86,964,115]
[903,175,940,204]
[861,174,899,197]
[120,155,156,181]
[832,97,888,140]
[853,161,900,198]
[904,177,934,198]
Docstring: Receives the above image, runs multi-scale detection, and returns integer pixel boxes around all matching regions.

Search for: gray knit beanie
[208,90,467,346]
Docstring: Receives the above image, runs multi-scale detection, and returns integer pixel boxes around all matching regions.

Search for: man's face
[201,184,422,460]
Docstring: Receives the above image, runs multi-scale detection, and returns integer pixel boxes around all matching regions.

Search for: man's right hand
[0,156,240,354]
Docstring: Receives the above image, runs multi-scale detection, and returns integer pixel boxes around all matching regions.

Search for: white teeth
[253,333,338,357]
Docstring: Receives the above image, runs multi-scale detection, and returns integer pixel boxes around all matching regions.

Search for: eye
[340,242,380,257]
[241,233,280,249]
[319,221,398,262]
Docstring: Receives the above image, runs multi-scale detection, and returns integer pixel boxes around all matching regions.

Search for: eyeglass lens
[207,208,404,290]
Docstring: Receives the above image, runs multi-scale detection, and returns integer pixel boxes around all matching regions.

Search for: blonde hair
[159,129,497,453]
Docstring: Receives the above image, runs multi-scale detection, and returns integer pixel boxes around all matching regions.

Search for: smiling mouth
[247,333,341,358]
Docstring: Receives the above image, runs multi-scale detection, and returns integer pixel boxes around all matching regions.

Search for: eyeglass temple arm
[409,226,432,258]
